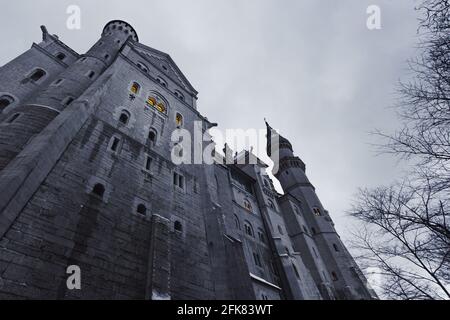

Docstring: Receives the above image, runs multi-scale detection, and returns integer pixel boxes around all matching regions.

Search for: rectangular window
[179,175,184,189]
[313,207,322,216]
[173,172,185,190]
[63,97,74,106]
[253,252,262,267]
[110,137,120,152]
[52,78,64,86]
[145,155,152,171]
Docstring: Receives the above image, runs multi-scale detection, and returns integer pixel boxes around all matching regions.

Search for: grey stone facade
[0,20,376,300]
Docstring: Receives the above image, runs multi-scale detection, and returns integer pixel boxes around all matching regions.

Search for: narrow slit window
[331,272,338,281]
[63,97,74,106]
[173,172,185,190]
[0,95,14,110]
[110,137,121,152]
[130,82,140,94]
[244,221,254,237]
[56,52,66,60]
[148,129,157,146]
[144,155,152,171]
[253,252,262,267]
[293,263,300,279]
[53,79,64,86]
[7,113,20,123]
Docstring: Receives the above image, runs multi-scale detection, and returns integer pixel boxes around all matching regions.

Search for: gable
[131,42,198,96]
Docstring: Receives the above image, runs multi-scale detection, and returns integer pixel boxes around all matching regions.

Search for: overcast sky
[0,0,422,245]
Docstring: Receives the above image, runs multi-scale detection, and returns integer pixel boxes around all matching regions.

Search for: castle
[0,20,376,300]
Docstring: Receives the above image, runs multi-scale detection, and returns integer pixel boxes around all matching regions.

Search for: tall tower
[266,121,375,299]
[0,21,138,171]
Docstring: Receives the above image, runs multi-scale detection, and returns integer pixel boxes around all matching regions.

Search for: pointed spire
[40,25,49,41]
[265,119,293,158]
[265,119,274,157]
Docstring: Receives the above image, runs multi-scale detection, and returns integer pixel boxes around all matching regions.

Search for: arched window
[333,243,340,252]
[52,78,64,86]
[29,68,46,82]
[119,110,130,125]
[175,90,184,101]
[137,62,148,73]
[313,207,322,216]
[331,271,338,281]
[244,221,254,237]
[253,252,262,267]
[175,113,183,127]
[267,200,275,210]
[174,220,183,232]
[302,225,308,234]
[56,52,66,60]
[234,215,240,230]
[137,204,146,215]
[92,183,105,198]
[0,95,14,111]
[148,128,157,146]
[243,199,252,212]
[146,95,167,114]
[156,77,167,88]
[311,227,317,235]
[130,82,140,94]
[144,155,152,171]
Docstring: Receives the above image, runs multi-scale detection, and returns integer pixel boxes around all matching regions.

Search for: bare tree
[350,0,450,300]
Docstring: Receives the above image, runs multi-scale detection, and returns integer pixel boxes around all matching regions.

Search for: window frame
[175,112,183,128]
[118,109,131,125]
[0,94,15,111]
[26,67,47,83]
[108,135,122,154]
[244,221,254,237]
[130,81,140,95]
[148,128,158,146]
[173,171,185,191]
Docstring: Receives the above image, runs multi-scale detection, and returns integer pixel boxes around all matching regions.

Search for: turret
[0,20,138,172]
[265,120,312,192]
